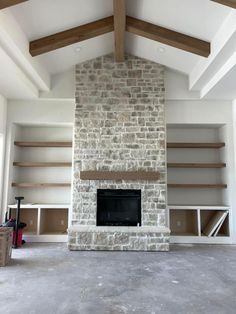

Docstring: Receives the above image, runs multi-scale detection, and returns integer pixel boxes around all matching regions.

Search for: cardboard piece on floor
[203,211,227,237]
[213,212,228,237]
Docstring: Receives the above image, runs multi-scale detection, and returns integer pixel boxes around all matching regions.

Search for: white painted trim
[171,236,233,244]
[168,205,230,210]
[197,209,201,236]
[23,235,68,243]
[8,204,70,209]
[0,45,39,99]
[189,11,236,90]
[200,52,236,98]
[0,11,50,92]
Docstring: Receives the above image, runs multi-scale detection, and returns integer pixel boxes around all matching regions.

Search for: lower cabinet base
[169,205,231,244]
[170,235,232,244]
[23,234,68,243]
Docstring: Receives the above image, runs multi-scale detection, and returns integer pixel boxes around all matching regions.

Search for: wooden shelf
[13,162,72,167]
[168,184,227,189]
[167,143,225,148]
[12,183,71,188]
[167,163,226,168]
[14,141,72,147]
[80,171,160,181]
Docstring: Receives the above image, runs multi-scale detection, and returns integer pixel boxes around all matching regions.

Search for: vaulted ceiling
[0,0,235,99]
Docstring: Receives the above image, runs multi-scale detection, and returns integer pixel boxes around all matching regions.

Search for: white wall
[0,94,7,217]
[0,94,7,133]
[7,99,74,125]
[165,69,200,100]
[232,99,236,242]
[39,68,75,100]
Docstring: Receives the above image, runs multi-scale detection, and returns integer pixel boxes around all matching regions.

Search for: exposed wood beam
[211,0,236,9]
[30,16,114,57]
[0,0,28,9]
[126,16,211,57]
[113,0,126,62]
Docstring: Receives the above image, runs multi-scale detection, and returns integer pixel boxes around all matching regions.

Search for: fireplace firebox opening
[97,189,141,227]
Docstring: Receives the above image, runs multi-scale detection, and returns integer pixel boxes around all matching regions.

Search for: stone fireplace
[68,54,170,251]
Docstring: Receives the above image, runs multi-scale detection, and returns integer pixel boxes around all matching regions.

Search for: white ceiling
[0,0,234,100]
[36,33,114,75]
[126,0,230,41]
[10,0,113,40]
[9,0,231,75]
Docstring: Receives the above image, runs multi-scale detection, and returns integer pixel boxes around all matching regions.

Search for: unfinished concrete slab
[0,243,236,314]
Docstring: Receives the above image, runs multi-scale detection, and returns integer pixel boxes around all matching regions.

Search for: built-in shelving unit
[8,204,69,242]
[8,125,73,242]
[169,205,230,244]
[167,124,231,244]
[167,140,227,189]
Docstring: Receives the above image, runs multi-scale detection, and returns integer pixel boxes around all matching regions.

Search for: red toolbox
[13,229,23,247]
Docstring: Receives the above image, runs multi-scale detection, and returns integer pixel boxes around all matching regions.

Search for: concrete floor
[0,244,236,314]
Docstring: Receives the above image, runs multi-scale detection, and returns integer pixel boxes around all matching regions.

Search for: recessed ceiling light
[158,47,166,53]
[75,46,82,53]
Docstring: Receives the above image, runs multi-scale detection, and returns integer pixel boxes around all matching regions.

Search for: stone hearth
[68,54,170,251]
[69,226,169,251]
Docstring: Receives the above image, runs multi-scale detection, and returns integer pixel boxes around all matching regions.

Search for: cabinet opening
[170,209,198,236]
[40,208,68,235]
[10,208,38,235]
[200,210,229,237]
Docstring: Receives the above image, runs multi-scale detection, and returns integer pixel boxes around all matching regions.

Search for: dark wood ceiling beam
[113,0,126,62]
[211,0,236,9]
[0,0,28,9]
[30,15,211,58]
[30,16,114,57]
[126,16,211,57]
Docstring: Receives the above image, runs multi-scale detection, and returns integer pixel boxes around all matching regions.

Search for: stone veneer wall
[68,54,170,251]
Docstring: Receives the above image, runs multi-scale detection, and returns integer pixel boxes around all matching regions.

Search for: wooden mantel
[80,171,160,181]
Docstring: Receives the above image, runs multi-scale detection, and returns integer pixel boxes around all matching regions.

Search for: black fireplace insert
[97,189,141,226]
